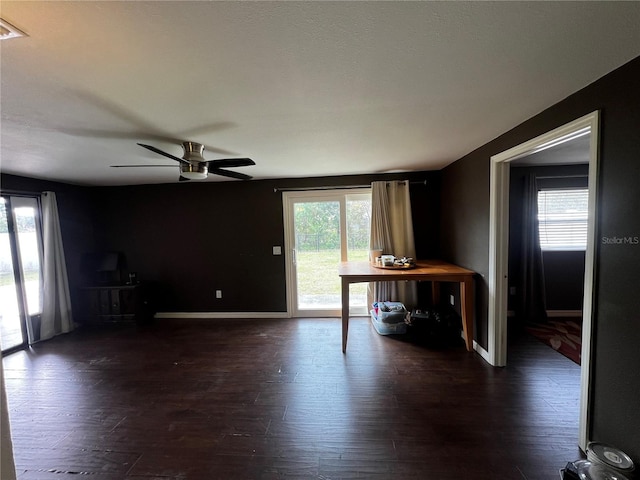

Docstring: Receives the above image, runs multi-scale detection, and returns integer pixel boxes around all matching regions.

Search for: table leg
[431,281,441,305]
[342,279,350,353]
[459,277,474,351]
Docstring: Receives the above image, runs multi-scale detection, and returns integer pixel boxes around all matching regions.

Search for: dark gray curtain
[518,174,547,323]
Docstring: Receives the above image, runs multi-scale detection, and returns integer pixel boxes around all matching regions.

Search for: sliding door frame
[1,194,44,354]
[283,188,371,317]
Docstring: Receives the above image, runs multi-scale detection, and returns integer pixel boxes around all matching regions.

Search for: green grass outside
[0,270,40,287]
[296,249,368,296]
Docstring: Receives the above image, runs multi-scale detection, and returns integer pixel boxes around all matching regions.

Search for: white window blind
[537,188,588,251]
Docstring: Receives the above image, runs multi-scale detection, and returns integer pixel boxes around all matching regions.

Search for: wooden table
[338,260,475,353]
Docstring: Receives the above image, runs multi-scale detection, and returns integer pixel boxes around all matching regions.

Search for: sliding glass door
[1,195,43,353]
[284,189,371,317]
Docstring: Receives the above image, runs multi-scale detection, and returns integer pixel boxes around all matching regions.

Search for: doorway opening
[488,111,600,450]
[510,165,588,366]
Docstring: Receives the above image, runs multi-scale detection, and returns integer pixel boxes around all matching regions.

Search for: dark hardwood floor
[2,317,581,479]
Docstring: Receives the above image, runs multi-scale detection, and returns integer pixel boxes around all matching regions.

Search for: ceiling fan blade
[59,128,237,155]
[60,127,182,143]
[210,168,253,180]
[110,165,176,168]
[137,143,190,165]
[207,158,255,169]
[62,92,240,155]
[178,121,236,138]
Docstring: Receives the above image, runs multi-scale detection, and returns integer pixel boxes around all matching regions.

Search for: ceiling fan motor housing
[182,141,206,162]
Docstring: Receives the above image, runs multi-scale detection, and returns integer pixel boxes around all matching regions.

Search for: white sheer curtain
[39,191,74,342]
[368,181,418,308]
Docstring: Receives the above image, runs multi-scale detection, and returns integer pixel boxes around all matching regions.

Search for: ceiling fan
[111,141,255,181]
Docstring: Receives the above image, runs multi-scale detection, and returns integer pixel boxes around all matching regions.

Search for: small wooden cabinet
[81,284,151,324]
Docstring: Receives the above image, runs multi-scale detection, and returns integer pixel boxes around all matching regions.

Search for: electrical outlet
[510,286,517,296]
[450,294,455,306]
[216,290,222,299]
[273,246,282,255]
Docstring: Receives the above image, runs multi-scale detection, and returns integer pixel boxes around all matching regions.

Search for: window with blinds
[537,188,589,251]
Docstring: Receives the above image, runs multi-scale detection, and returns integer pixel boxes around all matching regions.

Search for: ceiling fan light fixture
[180,163,208,180]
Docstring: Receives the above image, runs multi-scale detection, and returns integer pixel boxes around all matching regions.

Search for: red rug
[526,318,582,365]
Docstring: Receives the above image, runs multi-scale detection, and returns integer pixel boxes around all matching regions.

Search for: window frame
[537,187,589,252]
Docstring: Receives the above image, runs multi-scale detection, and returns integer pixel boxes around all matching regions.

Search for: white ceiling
[1,1,640,186]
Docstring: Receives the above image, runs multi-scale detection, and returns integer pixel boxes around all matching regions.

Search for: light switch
[273,246,282,255]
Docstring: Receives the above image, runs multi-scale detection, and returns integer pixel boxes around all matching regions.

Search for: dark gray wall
[4,171,441,315]
[87,171,440,313]
[440,145,491,344]
[440,56,640,461]
[541,251,585,311]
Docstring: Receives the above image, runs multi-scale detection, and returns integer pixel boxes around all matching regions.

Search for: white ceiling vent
[0,18,27,41]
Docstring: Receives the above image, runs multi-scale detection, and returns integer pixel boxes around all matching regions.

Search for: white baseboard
[154,312,289,319]
[473,340,492,364]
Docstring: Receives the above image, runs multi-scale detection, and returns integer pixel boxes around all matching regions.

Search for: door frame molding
[487,110,600,450]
